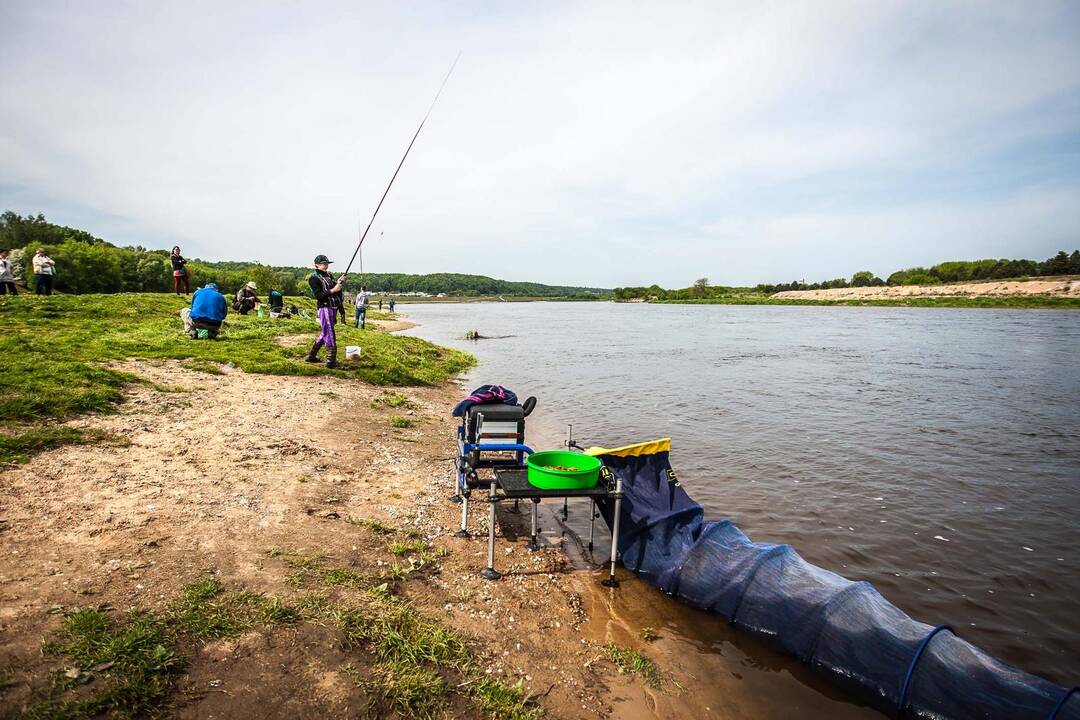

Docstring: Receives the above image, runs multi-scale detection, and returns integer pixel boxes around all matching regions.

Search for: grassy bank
[0,293,474,461]
[649,294,1080,309]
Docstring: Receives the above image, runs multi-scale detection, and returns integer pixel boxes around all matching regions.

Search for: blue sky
[2,1,1079,287]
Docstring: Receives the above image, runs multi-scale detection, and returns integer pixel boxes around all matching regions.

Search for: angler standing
[306,254,345,368]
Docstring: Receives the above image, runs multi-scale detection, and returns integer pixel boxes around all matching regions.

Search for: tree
[851,270,883,287]
[692,277,709,297]
[1070,250,1080,274]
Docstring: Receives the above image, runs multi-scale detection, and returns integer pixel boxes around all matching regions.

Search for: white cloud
[2,0,1078,286]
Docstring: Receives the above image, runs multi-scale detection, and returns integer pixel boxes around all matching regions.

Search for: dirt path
[0,357,656,718]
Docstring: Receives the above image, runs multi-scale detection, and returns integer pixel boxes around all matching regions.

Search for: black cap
[313,254,333,265]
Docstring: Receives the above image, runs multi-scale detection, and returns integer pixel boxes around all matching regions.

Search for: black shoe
[326,347,338,369]
[305,340,323,363]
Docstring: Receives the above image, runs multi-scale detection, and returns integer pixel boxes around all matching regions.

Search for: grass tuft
[167,577,299,639]
[362,662,448,720]
[387,539,426,556]
[0,427,125,465]
[389,415,413,429]
[33,608,184,719]
[472,678,543,720]
[605,643,664,688]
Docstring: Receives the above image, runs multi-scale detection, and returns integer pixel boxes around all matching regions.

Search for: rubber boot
[325,346,338,369]
[305,340,323,363]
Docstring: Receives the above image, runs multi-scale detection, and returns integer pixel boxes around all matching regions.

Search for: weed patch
[166,578,300,640]
[387,539,426,556]
[606,643,664,688]
[361,662,448,719]
[389,415,413,429]
[472,678,544,720]
[32,608,184,719]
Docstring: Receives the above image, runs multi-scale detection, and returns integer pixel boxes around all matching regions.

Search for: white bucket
[345,345,361,360]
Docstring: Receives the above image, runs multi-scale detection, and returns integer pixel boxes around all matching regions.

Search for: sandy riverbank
[0,320,884,719]
[771,277,1080,301]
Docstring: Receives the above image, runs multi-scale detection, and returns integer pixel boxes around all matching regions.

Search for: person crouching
[306,254,345,368]
[182,282,228,339]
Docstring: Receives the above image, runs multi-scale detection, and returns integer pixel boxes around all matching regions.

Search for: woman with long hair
[170,246,190,295]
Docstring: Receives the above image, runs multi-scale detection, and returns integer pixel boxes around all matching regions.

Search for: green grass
[654,294,1080,309]
[387,539,427,556]
[361,662,448,719]
[605,643,664,688]
[33,608,184,719]
[166,577,301,640]
[0,427,124,464]
[389,415,413,429]
[370,391,417,410]
[0,293,473,461]
[22,569,542,720]
[472,678,544,720]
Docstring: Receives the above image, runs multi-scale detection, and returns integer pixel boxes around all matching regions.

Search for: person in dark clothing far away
[354,284,370,329]
[268,289,288,318]
[234,281,259,314]
[389,297,396,313]
[0,249,17,295]
[306,254,345,368]
[170,246,190,295]
[181,282,228,339]
[32,248,55,295]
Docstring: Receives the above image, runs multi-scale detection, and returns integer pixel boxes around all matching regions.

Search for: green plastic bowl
[526,451,601,490]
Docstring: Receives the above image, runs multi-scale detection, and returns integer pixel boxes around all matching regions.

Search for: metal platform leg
[601,477,622,588]
[481,479,500,580]
[562,497,569,520]
[454,492,471,538]
[527,498,540,551]
[450,463,462,503]
[588,499,596,552]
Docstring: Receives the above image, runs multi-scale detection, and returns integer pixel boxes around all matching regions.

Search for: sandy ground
[770,277,1080,300]
[0,351,683,718]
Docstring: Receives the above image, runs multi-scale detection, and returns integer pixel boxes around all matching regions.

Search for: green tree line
[614,250,1080,300]
[0,212,609,298]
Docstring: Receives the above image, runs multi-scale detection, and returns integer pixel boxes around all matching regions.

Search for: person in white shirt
[32,248,55,295]
[354,284,371,329]
[0,249,17,295]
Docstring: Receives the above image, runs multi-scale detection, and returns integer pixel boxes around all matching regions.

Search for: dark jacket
[190,286,228,323]
[170,254,187,272]
[309,270,342,310]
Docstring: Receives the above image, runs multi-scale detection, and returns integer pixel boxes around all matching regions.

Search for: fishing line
[341,52,461,278]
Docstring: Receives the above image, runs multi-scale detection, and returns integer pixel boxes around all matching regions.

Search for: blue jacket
[190,286,228,323]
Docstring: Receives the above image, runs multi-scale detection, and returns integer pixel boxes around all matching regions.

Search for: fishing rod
[341,53,461,279]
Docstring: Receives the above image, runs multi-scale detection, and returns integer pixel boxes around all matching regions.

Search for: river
[400,301,1080,695]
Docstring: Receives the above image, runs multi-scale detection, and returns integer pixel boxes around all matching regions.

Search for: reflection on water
[403,302,1080,690]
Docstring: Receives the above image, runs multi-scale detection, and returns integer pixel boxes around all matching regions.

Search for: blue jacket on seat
[190,286,228,323]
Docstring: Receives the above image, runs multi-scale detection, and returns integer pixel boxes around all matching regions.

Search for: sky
[2,1,1079,288]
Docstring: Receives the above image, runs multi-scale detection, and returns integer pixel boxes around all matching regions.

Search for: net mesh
[596,449,1078,720]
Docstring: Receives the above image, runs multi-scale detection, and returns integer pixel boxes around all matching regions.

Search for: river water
[401,302,1080,694]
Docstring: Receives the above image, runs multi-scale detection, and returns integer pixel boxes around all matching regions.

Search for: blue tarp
[595,447,1078,720]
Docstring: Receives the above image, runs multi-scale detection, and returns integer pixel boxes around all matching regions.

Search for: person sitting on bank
[0,249,17,295]
[268,289,287,318]
[170,246,190,295]
[305,254,345,368]
[181,282,228,339]
[32,248,56,295]
[354,284,370,329]
[234,281,259,314]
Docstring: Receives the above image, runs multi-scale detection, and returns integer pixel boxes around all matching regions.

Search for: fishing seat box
[464,403,526,471]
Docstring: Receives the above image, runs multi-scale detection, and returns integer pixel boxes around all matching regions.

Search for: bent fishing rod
[340,53,461,279]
